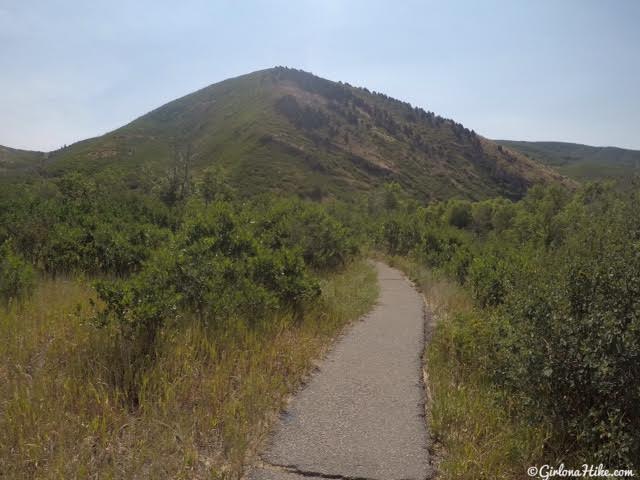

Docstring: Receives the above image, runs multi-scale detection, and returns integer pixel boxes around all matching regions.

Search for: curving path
[247,262,432,480]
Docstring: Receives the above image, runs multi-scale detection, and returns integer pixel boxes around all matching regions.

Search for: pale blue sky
[1,0,639,151]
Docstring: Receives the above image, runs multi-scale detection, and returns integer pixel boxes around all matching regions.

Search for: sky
[1,0,639,151]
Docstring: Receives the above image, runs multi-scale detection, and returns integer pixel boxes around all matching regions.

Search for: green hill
[0,145,45,175]
[4,67,568,200]
[495,140,640,182]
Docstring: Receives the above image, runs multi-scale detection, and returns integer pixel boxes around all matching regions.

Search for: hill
[495,140,640,182]
[4,67,568,200]
[0,145,45,175]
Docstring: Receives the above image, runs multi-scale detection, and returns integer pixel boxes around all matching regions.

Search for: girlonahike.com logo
[527,464,635,479]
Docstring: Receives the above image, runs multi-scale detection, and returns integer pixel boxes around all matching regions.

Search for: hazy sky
[1,0,639,151]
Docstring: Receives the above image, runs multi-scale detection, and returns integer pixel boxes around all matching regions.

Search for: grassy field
[386,256,549,480]
[0,260,378,479]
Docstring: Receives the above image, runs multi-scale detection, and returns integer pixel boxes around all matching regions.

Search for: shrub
[0,242,35,304]
[485,187,640,466]
[95,200,325,362]
[444,244,474,285]
[377,183,640,465]
[380,216,421,256]
[418,227,468,270]
[445,200,472,229]
[467,253,511,308]
[253,199,357,270]
[471,201,493,234]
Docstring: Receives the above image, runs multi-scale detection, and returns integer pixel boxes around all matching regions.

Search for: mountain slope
[496,140,640,182]
[0,145,45,175]
[8,67,569,200]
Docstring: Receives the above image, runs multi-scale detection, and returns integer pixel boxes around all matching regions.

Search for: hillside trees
[200,165,235,203]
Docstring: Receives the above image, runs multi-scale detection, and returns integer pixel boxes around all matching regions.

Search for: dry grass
[0,260,378,479]
[386,256,548,480]
[385,256,471,320]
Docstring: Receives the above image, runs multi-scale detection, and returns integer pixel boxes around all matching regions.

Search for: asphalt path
[247,262,432,480]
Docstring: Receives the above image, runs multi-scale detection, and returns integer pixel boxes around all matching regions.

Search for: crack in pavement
[255,459,426,480]
[253,458,430,480]
[256,459,384,480]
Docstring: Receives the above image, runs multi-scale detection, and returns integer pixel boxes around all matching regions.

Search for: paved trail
[248,262,432,480]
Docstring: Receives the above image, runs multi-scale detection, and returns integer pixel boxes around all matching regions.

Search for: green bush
[491,199,640,465]
[418,227,468,270]
[380,216,421,255]
[0,176,173,276]
[471,201,493,234]
[374,182,640,465]
[253,199,357,270]
[467,253,511,308]
[0,242,35,304]
[444,244,474,285]
[95,200,330,361]
[445,200,472,229]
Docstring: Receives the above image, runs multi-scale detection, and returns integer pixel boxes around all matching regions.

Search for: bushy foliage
[444,199,472,229]
[0,242,35,304]
[3,163,638,467]
[374,181,640,466]
[1,169,359,360]
[0,175,173,275]
[489,187,640,465]
[94,197,358,364]
[380,215,422,255]
[254,198,357,270]
[466,248,517,308]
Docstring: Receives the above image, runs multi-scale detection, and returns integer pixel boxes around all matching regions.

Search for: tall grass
[386,256,549,480]
[0,260,378,479]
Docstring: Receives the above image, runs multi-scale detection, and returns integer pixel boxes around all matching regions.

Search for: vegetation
[374,181,640,473]
[1,68,638,476]
[0,170,377,479]
[0,67,567,201]
[386,257,547,479]
[0,241,35,305]
[0,262,376,479]
[0,145,44,175]
[497,140,640,182]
